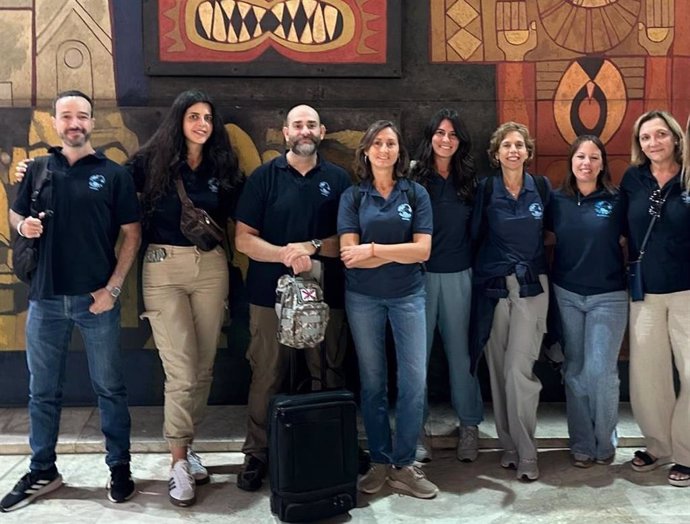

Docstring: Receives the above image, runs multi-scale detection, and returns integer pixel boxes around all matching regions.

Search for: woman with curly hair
[128,89,241,506]
[470,121,551,481]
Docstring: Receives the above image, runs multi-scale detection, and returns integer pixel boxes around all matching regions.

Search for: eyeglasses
[648,188,665,218]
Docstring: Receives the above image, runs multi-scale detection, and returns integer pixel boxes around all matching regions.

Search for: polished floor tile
[1,448,689,523]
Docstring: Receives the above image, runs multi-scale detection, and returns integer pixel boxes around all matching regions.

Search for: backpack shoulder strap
[532,174,548,203]
[30,156,51,192]
[28,156,51,215]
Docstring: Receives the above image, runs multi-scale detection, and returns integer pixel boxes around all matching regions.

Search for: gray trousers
[485,273,548,462]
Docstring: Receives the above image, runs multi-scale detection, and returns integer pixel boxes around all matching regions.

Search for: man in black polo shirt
[234,104,351,491]
[1,90,141,512]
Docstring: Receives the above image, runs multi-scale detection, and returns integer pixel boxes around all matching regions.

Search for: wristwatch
[106,285,122,299]
[310,239,322,256]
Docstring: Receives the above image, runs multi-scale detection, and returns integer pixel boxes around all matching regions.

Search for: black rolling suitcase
[267,346,358,522]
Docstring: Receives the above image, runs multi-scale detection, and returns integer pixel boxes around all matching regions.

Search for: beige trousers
[242,304,347,462]
[141,244,229,448]
[629,290,690,466]
[485,274,548,462]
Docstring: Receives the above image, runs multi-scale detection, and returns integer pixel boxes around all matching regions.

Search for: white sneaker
[169,460,196,507]
[187,449,210,485]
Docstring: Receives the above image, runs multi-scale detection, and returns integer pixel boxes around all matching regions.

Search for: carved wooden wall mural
[144,0,401,76]
[0,1,688,404]
[430,0,690,187]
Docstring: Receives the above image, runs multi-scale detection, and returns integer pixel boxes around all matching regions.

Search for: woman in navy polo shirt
[470,121,551,481]
[410,108,483,464]
[128,90,241,505]
[547,135,627,468]
[337,120,436,499]
[623,110,690,487]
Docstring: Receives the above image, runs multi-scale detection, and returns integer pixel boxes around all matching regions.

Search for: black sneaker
[0,468,63,512]
[107,463,135,503]
[237,455,267,492]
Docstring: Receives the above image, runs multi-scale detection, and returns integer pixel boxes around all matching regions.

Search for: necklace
[504,184,520,198]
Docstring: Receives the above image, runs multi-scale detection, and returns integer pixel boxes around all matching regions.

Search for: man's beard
[60,128,91,147]
[289,136,320,156]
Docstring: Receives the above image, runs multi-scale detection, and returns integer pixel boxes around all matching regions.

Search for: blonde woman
[623,110,690,487]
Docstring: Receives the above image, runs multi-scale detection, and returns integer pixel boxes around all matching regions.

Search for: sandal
[631,450,672,472]
[668,464,690,487]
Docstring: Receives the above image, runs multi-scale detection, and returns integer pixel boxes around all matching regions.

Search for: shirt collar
[276,152,323,176]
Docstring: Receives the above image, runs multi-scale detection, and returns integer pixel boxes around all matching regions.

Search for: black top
[129,156,233,246]
[471,172,550,284]
[547,187,626,295]
[620,164,690,294]
[424,172,473,273]
[235,154,351,308]
[12,148,140,299]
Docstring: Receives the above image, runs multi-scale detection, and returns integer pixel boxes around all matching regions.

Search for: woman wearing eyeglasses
[622,110,690,487]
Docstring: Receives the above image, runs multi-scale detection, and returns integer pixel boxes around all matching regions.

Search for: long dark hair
[354,120,410,181]
[561,135,615,196]
[131,89,240,217]
[410,108,476,201]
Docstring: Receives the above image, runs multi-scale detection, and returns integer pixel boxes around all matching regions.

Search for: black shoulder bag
[627,185,671,302]
[12,157,51,283]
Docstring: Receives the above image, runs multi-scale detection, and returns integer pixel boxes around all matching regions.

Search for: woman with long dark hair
[547,135,627,468]
[623,110,690,487]
[338,120,437,499]
[410,109,482,463]
[128,89,241,506]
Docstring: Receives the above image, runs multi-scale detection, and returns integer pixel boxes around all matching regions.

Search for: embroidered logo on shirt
[319,181,331,197]
[398,203,413,221]
[88,174,106,191]
[208,177,219,193]
[681,190,690,206]
[528,202,543,219]
[594,200,613,217]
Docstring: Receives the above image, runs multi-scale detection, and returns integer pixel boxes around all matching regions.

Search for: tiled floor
[1,404,689,523]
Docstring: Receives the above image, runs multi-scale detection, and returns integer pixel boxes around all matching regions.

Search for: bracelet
[371,242,375,257]
[17,219,27,238]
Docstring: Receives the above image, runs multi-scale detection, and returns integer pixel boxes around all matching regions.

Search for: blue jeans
[553,285,628,460]
[424,270,483,426]
[346,289,427,466]
[26,295,131,471]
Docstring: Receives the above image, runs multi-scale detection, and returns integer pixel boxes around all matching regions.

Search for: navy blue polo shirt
[471,173,550,282]
[620,164,690,294]
[547,188,626,295]
[129,156,233,246]
[12,148,140,299]
[235,154,351,308]
[425,172,473,273]
[337,178,433,298]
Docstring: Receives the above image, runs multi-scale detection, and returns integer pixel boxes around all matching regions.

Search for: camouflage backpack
[275,274,330,348]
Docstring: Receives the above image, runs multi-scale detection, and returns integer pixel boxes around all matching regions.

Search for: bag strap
[636,184,672,261]
[28,156,51,217]
[175,178,194,207]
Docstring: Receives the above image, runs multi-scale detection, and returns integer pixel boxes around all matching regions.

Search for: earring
[364,154,369,164]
